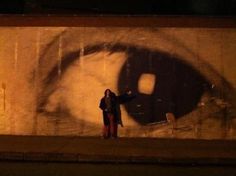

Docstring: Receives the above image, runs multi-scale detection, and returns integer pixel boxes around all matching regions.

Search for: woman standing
[99,89,118,138]
[99,89,135,139]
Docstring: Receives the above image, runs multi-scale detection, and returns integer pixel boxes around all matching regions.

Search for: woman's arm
[117,91,136,104]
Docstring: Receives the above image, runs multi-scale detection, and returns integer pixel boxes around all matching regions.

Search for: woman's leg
[103,125,110,138]
[108,114,115,137]
[103,113,110,138]
[108,114,118,138]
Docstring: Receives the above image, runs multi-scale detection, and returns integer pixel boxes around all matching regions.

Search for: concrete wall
[0,27,236,139]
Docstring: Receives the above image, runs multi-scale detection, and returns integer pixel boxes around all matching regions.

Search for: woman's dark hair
[104,89,116,98]
[104,89,112,96]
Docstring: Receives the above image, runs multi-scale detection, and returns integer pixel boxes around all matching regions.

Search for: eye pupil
[118,46,209,125]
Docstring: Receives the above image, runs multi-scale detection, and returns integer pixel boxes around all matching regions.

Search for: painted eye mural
[0,27,236,138]
[39,43,210,123]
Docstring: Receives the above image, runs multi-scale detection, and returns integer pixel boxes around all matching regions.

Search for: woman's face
[105,89,111,97]
[0,27,236,138]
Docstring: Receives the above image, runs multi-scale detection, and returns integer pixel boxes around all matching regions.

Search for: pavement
[0,135,236,165]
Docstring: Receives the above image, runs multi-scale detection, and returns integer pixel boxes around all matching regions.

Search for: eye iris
[118,46,209,125]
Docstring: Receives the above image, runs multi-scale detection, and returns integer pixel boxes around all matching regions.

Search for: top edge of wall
[0,15,235,27]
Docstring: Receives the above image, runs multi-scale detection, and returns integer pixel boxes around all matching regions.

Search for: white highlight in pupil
[138,73,156,95]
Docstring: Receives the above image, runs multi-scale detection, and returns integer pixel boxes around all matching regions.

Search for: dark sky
[0,0,236,16]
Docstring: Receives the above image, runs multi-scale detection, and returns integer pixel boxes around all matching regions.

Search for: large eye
[35,28,235,136]
[118,45,210,125]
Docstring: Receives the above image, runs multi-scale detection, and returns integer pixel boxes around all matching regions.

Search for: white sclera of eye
[52,51,138,126]
[138,73,156,95]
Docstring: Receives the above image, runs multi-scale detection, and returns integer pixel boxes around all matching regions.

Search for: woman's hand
[127,90,132,95]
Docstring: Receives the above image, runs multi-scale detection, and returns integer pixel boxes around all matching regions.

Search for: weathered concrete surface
[1,135,236,176]
[0,135,236,165]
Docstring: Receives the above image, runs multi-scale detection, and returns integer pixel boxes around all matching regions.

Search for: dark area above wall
[0,0,236,16]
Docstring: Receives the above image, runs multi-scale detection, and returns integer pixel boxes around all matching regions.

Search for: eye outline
[35,28,236,127]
